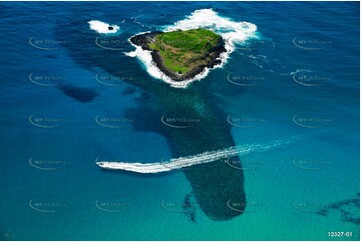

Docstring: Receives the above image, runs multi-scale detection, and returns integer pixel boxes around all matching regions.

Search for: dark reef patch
[182,193,197,223]
[316,194,360,225]
[57,84,98,103]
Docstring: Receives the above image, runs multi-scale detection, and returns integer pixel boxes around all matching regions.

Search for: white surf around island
[88,20,120,34]
[125,8,259,88]
[96,139,289,174]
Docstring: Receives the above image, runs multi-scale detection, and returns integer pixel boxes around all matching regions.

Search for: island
[130,29,227,81]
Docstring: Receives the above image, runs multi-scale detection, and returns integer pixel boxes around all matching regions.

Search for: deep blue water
[0,1,359,240]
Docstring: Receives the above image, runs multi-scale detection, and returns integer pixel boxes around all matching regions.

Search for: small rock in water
[108,26,114,30]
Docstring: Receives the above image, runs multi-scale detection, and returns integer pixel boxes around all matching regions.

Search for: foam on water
[96,139,290,173]
[88,20,120,34]
[125,9,259,88]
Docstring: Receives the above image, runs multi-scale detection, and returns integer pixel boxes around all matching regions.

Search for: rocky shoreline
[130,31,227,82]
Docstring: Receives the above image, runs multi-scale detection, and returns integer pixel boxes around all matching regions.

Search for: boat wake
[96,139,290,173]
[125,9,259,88]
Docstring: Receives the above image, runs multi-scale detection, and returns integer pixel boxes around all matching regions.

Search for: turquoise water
[0,1,359,240]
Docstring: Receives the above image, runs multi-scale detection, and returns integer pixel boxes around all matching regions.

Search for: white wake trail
[96,139,289,174]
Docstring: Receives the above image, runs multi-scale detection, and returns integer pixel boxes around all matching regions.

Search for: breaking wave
[125,9,259,88]
[88,20,120,34]
[96,139,291,173]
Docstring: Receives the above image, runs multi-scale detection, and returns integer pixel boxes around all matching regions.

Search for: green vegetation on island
[130,28,226,81]
[148,29,222,74]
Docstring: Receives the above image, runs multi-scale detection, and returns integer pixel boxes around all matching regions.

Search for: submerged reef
[182,193,197,223]
[316,194,360,225]
[57,84,98,103]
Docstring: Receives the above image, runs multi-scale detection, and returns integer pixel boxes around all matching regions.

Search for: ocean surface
[0,1,359,240]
